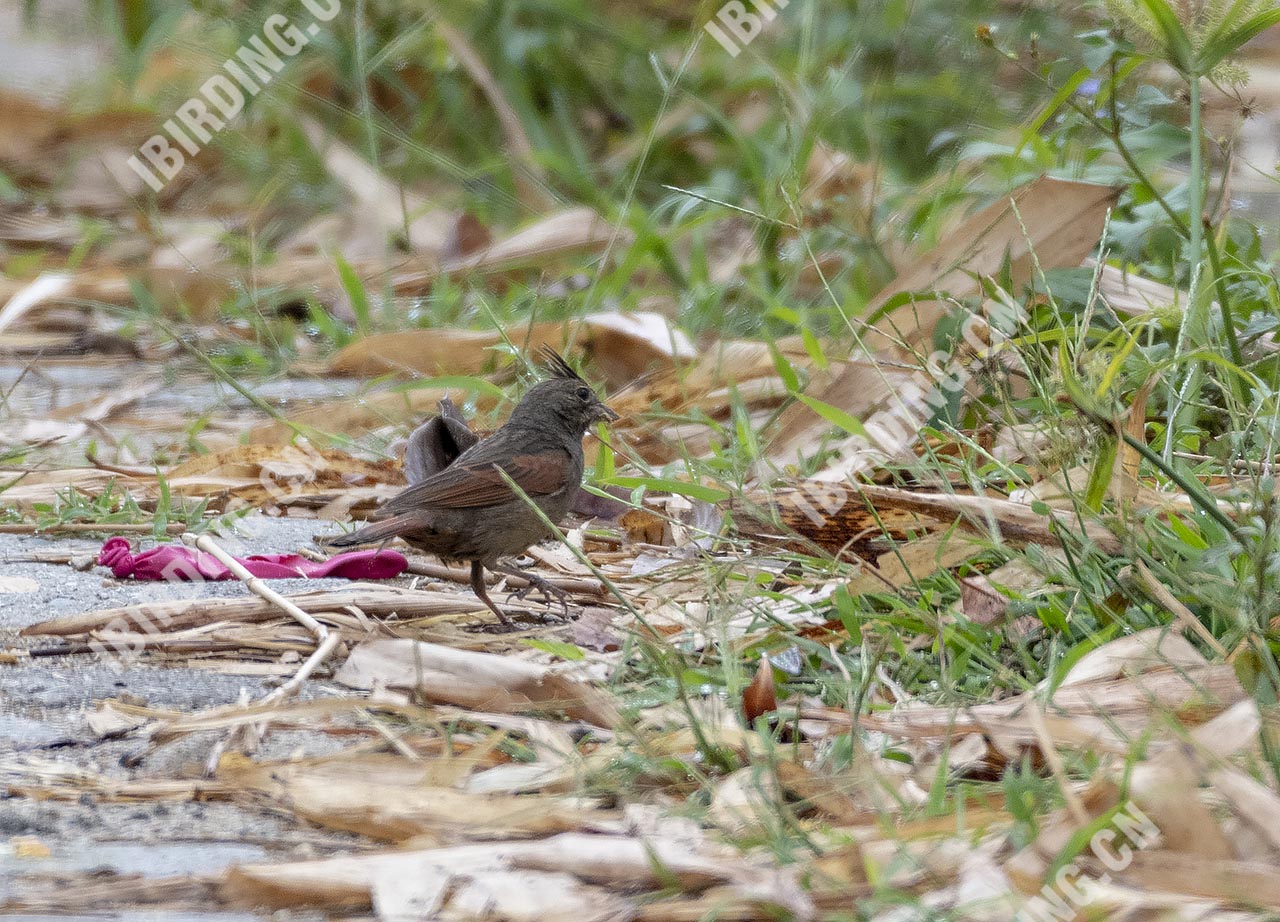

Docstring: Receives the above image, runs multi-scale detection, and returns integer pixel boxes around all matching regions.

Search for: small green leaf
[334,251,372,335]
[794,394,868,439]
[521,639,586,661]
[801,327,828,370]
[1084,437,1118,512]
[603,476,730,504]
[770,343,801,393]
[393,376,506,400]
[1167,513,1208,550]
[593,429,615,480]
[1018,67,1090,155]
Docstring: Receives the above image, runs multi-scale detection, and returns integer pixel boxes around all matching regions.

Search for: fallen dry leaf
[335,638,620,728]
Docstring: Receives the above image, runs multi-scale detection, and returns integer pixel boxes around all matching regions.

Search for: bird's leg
[470,561,514,626]
[493,561,572,617]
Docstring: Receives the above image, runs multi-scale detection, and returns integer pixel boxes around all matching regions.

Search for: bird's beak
[595,404,619,423]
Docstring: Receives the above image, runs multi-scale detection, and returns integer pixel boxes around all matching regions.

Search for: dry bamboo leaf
[1125,852,1280,909]
[150,695,431,744]
[503,832,743,888]
[390,206,627,293]
[845,531,988,594]
[865,177,1122,356]
[221,755,607,843]
[327,311,691,386]
[335,639,620,728]
[1129,746,1234,859]
[2,874,219,915]
[761,356,916,475]
[766,177,1121,474]
[954,846,1021,921]
[1091,259,1183,317]
[85,701,152,738]
[222,832,745,909]
[850,630,1244,750]
[0,272,72,335]
[1051,628,1207,689]
[372,867,632,922]
[709,766,784,834]
[0,265,132,313]
[21,585,487,637]
[1188,698,1262,757]
[854,483,1123,554]
[1206,764,1280,857]
[164,442,402,510]
[860,836,975,890]
[1012,466,1230,517]
[0,88,64,166]
[772,760,867,824]
[299,117,452,257]
[0,754,231,801]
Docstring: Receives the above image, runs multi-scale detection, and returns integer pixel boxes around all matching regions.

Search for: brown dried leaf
[569,607,622,653]
[960,575,1009,626]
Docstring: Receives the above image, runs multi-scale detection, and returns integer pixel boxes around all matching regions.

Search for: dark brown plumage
[323,348,617,624]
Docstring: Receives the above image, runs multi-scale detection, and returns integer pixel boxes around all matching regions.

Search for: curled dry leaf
[619,507,666,544]
[742,655,778,723]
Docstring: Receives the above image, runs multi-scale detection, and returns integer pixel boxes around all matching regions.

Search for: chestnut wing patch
[380,450,572,513]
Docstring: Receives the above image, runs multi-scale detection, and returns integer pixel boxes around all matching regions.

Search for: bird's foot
[504,571,572,618]
[471,561,569,627]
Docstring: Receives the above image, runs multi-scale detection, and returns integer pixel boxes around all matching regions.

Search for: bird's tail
[321,514,420,548]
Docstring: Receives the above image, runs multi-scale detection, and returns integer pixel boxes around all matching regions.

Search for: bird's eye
[576,386,591,401]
